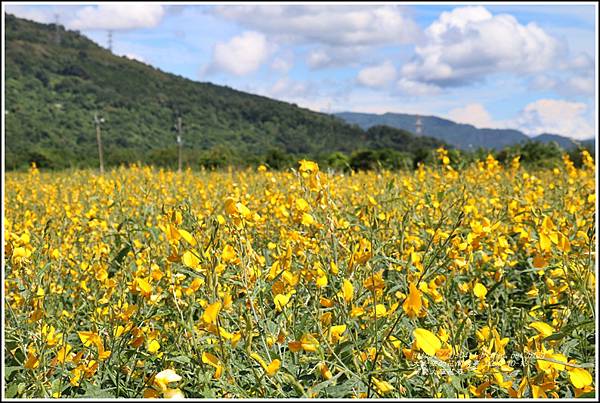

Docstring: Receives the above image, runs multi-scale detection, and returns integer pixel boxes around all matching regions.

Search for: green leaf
[170,355,192,364]
[579,391,596,398]
[113,245,131,265]
[80,383,116,398]
[5,382,19,398]
[4,365,21,379]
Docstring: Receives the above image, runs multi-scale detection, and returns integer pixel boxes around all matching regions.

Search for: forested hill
[5,14,445,170]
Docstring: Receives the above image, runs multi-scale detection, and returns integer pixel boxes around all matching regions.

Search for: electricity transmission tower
[94,112,105,174]
[54,14,61,45]
[415,115,423,136]
[107,30,113,53]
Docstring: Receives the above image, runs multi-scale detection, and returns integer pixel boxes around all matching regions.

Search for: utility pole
[94,112,105,174]
[176,116,183,173]
[54,14,61,45]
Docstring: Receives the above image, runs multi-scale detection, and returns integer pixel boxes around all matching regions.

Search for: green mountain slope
[335,112,595,151]
[5,14,445,170]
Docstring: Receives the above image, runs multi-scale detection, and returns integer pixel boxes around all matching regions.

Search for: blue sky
[4,3,597,140]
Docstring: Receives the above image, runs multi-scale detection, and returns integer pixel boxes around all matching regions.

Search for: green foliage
[496,141,564,169]
[567,144,596,168]
[263,148,295,170]
[365,125,445,154]
[349,148,413,171]
[323,152,351,171]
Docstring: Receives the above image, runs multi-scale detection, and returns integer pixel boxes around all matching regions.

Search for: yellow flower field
[3,150,597,398]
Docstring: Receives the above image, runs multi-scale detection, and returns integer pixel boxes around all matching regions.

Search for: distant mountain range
[335,112,595,151]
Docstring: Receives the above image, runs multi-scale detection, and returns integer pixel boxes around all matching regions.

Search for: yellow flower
[402,282,422,318]
[315,271,328,288]
[202,352,223,379]
[235,202,251,218]
[250,352,281,376]
[318,362,333,380]
[373,304,387,318]
[340,279,354,303]
[413,328,442,356]
[473,282,487,299]
[221,244,237,263]
[224,197,238,215]
[352,238,372,266]
[163,388,185,399]
[154,369,182,392]
[202,301,222,324]
[12,246,32,263]
[529,321,554,338]
[295,198,309,212]
[300,334,320,352]
[299,159,319,174]
[301,212,315,226]
[539,233,552,253]
[178,229,196,246]
[56,344,73,364]
[24,352,40,369]
[372,377,395,394]
[329,324,347,344]
[182,250,200,269]
[274,293,290,312]
[568,367,593,389]
[163,223,181,243]
[147,339,161,354]
[134,277,152,297]
[78,331,111,360]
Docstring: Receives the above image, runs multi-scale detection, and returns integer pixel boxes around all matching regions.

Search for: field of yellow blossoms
[4,149,597,398]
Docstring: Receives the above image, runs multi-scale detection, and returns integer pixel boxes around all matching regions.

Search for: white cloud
[271,54,293,74]
[245,79,331,113]
[446,103,495,128]
[305,46,367,69]
[214,5,420,71]
[445,99,595,140]
[565,76,595,95]
[5,5,56,23]
[512,99,594,140]
[531,73,595,97]
[402,6,562,86]
[306,48,332,69]
[213,5,420,47]
[70,4,165,30]
[208,31,272,76]
[357,61,396,88]
[396,78,441,97]
[531,74,559,91]
[269,77,314,99]
[561,52,594,71]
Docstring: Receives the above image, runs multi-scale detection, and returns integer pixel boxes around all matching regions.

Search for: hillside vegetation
[5,15,445,170]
